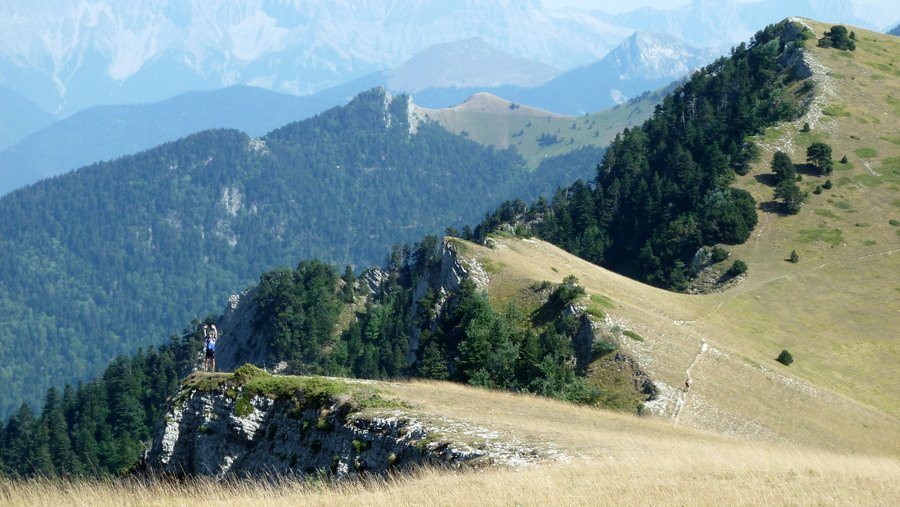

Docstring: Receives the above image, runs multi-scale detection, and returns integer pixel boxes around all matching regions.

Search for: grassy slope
[721,18,900,420]
[447,20,900,456]
[4,380,899,505]
[4,20,899,506]
[415,91,658,168]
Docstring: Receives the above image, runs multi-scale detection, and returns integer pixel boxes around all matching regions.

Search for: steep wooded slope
[0,88,594,418]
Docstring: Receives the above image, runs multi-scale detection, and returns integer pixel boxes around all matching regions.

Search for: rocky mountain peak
[607,31,709,80]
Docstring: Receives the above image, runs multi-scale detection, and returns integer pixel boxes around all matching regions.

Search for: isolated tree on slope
[807,143,833,175]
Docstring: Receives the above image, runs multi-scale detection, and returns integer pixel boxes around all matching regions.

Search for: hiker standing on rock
[203,324,218,372]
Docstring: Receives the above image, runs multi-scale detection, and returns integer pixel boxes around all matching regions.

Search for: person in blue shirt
[203,324,218,372]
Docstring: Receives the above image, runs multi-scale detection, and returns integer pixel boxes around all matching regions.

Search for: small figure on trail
[203,324,218,372]
[684,378,693,391]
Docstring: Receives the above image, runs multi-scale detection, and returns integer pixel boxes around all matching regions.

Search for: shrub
[726,260,748,278]
[813,185,822,195]
[801,122,810,132]
[819,25,855,51]
[776,349,794,366]
[235,396,254,417]
[710,246,729,264]
[352,439,370,453]
[592,340,617,357]
[840,155,848,164]
[823,179,833,189]
[553,275,585,305]
[233,363,269,384]
[789,250,799,263]
[622,330,644,342]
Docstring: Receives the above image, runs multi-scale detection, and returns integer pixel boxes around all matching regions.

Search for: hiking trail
[673,340,707,423]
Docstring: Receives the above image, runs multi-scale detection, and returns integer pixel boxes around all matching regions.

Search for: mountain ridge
[0,86,52,150]
[0,0,877,116]
[410,30,714,115]
[1,18,899,504]
[0,87,607,419]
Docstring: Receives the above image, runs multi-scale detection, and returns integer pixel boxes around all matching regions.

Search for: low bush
[710,246,729,264]
[726,260,748,278]
[776,349,794,366]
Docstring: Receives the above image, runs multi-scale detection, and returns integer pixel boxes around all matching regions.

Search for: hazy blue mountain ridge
[410,31,713,114]
[0,86,348,196]
[0,86,52,150]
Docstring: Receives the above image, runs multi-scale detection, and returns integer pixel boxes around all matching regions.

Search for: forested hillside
[0,88,597,419]
[476,20,811,288]
[2,19,894,482]
[0,237,621,477]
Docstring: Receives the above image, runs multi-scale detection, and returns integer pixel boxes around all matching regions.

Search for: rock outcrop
[408,238,489,362]
[146,367,554,479]
[215,288,271,372]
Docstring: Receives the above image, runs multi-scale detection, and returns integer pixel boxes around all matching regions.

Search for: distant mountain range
[602,0,870,49]
[0,0,875,118]
[409,31,716,114]
[0,32,689,195]
[0,0,628,116]
[0,86,347,196]
[0,86,52,150]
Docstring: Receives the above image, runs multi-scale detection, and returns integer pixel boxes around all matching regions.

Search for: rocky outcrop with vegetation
[146,365,552,478]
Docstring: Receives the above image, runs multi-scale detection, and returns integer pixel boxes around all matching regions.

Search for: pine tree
[771,151,796,184]
[418,336,449,380]
[0,421,4,475]
[789,250,799,263]
[819,25,855,50]
[29,421,54,476]
[41,387,80,476]
[0,404,37,475]
[776,349,794,365]
[775,179,804,214]
[807,143,834,175]
[341,265,355,303]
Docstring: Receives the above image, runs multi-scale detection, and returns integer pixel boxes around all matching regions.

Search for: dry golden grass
[7,20,899,507]
[4,453,899,507]
[440,22,900,458]
[457,233,900,456]
[4,380,900,506]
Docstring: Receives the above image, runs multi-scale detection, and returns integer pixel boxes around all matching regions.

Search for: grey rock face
[571,312,596,375]
[146,383,490,479]
[360,268,388,295]
[215,288,271,372]
[408,238,490,362]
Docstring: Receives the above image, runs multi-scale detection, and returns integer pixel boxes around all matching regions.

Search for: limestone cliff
[146,366,550,478]
[408,238,489,362]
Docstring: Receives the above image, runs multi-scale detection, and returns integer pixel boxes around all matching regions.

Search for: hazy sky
[543,0,689,13]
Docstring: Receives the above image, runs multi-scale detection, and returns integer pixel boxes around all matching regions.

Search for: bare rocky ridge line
[146,378,568,478]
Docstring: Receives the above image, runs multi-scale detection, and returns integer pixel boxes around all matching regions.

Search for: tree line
[473,20,809,289]
[1,236,614,477]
